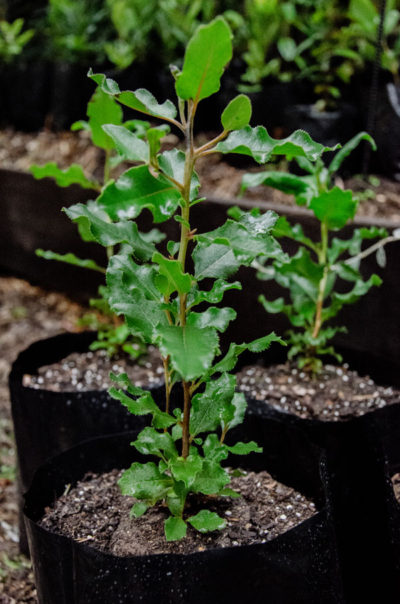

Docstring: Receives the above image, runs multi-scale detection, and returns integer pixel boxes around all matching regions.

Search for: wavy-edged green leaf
[107,252,161,302]
[221,94,252,131]
[207,332,285,378]
[153,252,193,297]
[216,126,339,164]
[241,171,317,206]
[190,373,236,437]
[192,461,230,495]
[30,162,99,190]
[226,441,262,455]
[193,242,240,280]
[89,70,178,121]
[102,124,149,162]
[132,427,178,459]
[157,325,219,381]
[36,249,105,273]
[164,516,187,541]
[175,17,232,102]
[328,226,388,264]
[188,510,226,533]
[328,132,376,175]
[309,187,357,230]
[187,306,236,332]
[108,387,175,429]
[97,165,182,223]
[170,455,203,488]
[119,462,171,503]
[187,279,242,308]
[87,87,123,150]
[65,202,156,260]
[107,280,168,343]
[324,274,382,321]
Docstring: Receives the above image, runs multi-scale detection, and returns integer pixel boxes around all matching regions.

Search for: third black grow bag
[24,431,344,604]
[9,330,165,553]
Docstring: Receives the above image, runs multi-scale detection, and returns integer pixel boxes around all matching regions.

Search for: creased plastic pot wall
[24,431,344,604]
[9,330,164,553]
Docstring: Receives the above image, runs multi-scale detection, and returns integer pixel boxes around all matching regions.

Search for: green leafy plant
[241,131,400,373]
[344,0,400,86]
[44,0,112,63]
[71,17,342,540]
[31,88,153,358]
[0,18,34,63]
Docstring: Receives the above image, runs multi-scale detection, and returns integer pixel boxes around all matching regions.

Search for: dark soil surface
[0,276,87,603]
[40,468,315,556]
[1,128,400,222]
[237,362,400,421]
[24,346,163,392]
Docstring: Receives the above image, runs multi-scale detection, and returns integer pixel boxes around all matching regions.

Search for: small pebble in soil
[236,363,400,421]
[23,346,163,392]
[39,468,316,556]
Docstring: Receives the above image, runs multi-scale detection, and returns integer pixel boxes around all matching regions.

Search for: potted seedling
[10,86,171,555]
[238,130,400,420]
[23,19,344,603]
[238,132,400,602]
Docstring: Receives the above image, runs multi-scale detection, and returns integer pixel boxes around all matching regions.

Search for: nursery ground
[0,276,86,603]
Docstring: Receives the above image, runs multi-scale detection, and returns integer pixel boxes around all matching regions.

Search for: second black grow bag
[241,347,400,603]
[24,431,344,604]
[9,330,165,553]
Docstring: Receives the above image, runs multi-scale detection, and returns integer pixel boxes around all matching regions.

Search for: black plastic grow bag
[240,346,400,603]
[9,331,164,553]
[24,431,344,604]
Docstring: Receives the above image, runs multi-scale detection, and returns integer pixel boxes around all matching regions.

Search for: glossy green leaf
[241,171,317,206]
[192,461,230,495]
[97,165,182,223]
[131,502,148,518]
[187,306,236,332]
[170,455,203,488]
[221,94,252,131]
[193,242,240,280]
[190,373,236,437]
[108,388,175,429]
[216,126,339,163]
[102,124,149,162]
[226,392,247,430]
[36,249,105,273]
[188,510,226,533]
[207,332,285,378]
[175,17,232,102]
[89,70,178,121]
[30,162,99,190]
[153,252,193,297]
[119,462,171,502]
[157,325,219,381]
[226,441,262,455]
[309,187,357,230]
[65,202,156,260]
[188,280,242,308]
[87,88,123,150]
[133,427,178,459]
[164,516,187,541]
